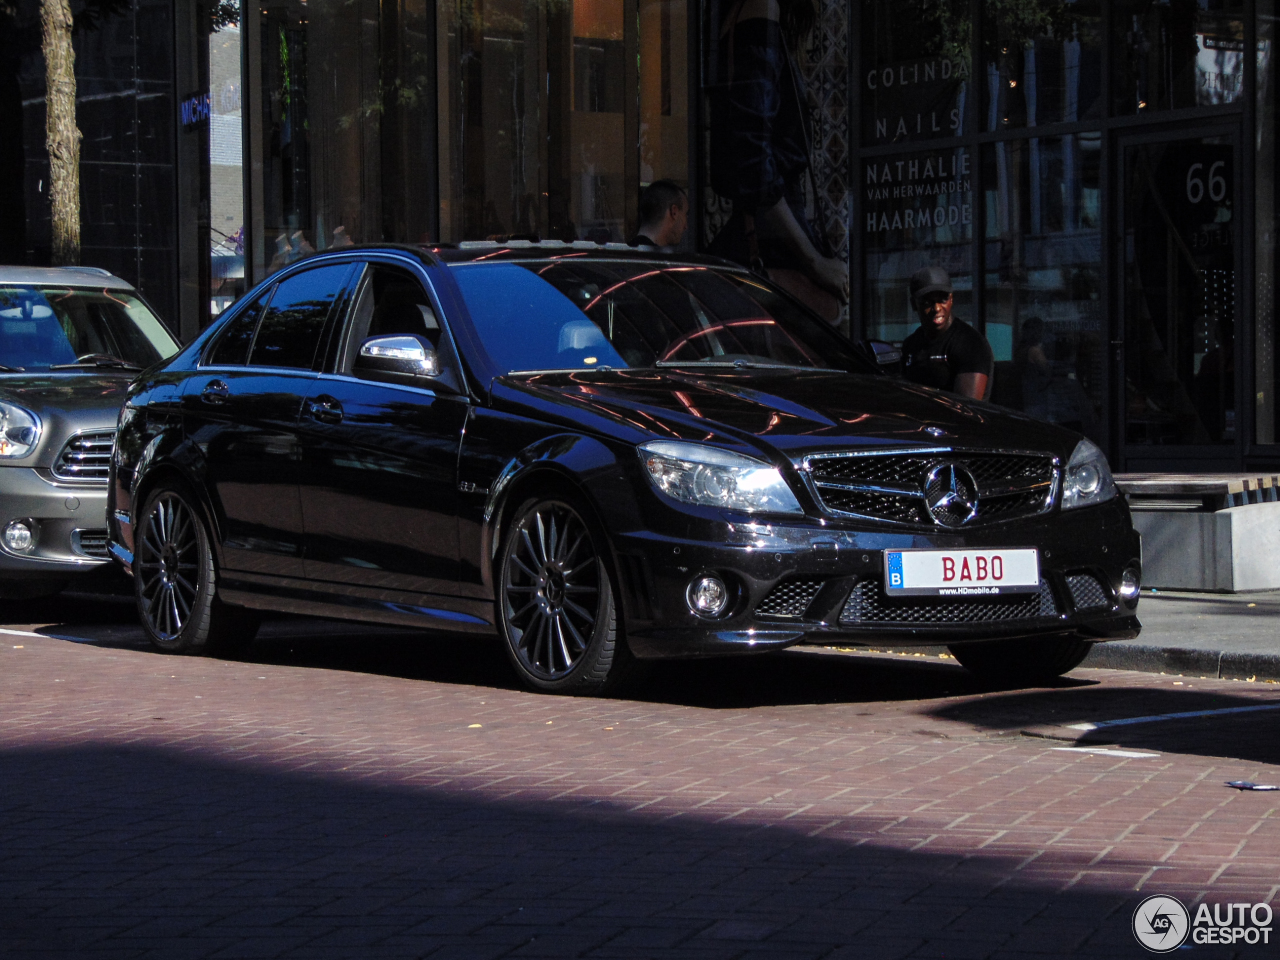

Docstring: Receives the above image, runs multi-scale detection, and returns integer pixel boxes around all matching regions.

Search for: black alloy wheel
[134,482,259,656]
[498,496,630,694]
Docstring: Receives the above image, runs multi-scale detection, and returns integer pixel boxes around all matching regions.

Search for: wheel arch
[132,453,227,568]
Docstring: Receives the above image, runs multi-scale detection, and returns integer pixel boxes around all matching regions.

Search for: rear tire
[948,636,1092,686]
[134,481,260,656]
[497,495,637,695]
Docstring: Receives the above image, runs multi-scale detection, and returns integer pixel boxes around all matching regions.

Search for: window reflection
[1112,0,1245,114]
[983,136,1103,440]
[863,148,974,343]
[984,1,1101,131]
[861,0,970,146]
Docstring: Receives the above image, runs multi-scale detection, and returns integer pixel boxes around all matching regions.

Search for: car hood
[492,368,1083,462]
[0,373,130,467]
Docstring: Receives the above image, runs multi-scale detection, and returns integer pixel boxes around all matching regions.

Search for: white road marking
[1066,702,1280,732]
[1052,747,1161,758]
[0,628,48,639]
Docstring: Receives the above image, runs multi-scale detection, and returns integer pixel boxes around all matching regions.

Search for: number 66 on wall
[1187,161,1227,204]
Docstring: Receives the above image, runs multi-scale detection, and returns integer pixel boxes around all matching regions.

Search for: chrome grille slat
[53,430,116,483]
[803,449,1057,527]
[71,529,110,559]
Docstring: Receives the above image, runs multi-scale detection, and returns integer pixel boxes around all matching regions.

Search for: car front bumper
[0,466,112,580]
[614,498,1141,659]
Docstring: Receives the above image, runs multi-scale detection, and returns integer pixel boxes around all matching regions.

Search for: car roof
[0,265,135,291]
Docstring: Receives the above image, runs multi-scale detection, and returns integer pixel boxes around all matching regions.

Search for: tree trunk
[41,0,80,266]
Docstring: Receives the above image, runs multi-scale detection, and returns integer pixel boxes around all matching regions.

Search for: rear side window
[207,290,269,366]
[248,264,351,369]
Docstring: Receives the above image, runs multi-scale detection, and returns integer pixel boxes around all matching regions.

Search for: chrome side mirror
[354,334,442,383]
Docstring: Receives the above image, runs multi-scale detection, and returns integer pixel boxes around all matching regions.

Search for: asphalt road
[2,588,1278,959]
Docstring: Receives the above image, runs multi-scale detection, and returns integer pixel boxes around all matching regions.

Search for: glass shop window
[862,148,974,344]
[984,0,1102,132]
[982,136,1105,443]
[861,0,971,146]
[255,0,438,277]
[1112,0,1245,114]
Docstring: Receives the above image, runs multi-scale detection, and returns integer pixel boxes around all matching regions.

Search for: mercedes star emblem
[923,462,980,526]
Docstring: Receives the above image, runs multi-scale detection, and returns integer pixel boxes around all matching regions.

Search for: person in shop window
[901,266,993,401]
[706,0,848,322]
[629,180,689,249]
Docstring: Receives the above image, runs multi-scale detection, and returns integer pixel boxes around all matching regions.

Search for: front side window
[0,286,178,372]
[451,260,868,375]
[247,264,352,369]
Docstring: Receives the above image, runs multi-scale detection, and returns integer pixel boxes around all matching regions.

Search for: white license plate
[883,548,1040,597]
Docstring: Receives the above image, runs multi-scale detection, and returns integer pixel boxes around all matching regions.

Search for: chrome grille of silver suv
[801,448,1058,527]
[53,430,116,482]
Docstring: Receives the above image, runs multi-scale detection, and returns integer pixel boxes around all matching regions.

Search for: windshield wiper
[49,354,141,371]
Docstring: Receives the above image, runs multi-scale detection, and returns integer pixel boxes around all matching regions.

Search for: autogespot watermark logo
[1132,895,1275,952]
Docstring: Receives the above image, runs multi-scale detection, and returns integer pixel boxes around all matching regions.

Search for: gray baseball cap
[909,265,953,301]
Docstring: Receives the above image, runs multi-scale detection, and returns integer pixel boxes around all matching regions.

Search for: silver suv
[0,267,179,597]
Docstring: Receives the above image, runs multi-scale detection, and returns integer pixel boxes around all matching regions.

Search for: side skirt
[220,572,498,635]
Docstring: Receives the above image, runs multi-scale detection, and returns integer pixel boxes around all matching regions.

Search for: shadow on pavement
[931,686,1280,766]
[0,742,1181,960]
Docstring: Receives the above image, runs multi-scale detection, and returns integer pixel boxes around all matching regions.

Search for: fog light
[687,575,729,618]
[4,520,34,554]
[1119,565,1141,606]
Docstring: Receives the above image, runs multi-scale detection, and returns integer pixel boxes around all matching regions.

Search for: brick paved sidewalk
[1,619,1278,960]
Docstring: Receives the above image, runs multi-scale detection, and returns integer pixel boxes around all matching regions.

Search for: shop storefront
[10,0,1280,474]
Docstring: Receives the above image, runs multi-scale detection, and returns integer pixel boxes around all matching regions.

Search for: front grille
[839,579,1059,626]
[756,580,824,618]
[1066,573,1110,611]
[71,529,110,559]
[804,449,1057,527]
[53,430,115,483]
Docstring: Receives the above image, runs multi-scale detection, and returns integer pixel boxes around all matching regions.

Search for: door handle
[307,396,343,424]
[201,379,230,405]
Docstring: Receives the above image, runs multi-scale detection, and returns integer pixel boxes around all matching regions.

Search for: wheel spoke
[546,514,559,566]
[562,597,596,624]
[559,611,588,653]
[510,555,540,582]
[168,587,183,632]
[564,555,596,580]
[509,598,538,623]
[533,513,549,566]
[559,528,585,564]
[519,527,542,568]
[554,614,574,666]
[564,585,597,594]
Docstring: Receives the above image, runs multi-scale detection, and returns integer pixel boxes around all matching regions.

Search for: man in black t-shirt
[901,266,993,400]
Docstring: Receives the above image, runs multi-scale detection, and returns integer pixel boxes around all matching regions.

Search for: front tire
[948,635,1092,686]
[497,495,633,695]
[134,482,259,656]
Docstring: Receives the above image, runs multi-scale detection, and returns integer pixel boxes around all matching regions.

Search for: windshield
[0,286,179,372]
[450,261,868,375]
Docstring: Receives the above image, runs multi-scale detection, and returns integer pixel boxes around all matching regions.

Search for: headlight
[639,441,804,515]
[1061,438,1116,510]
[0,402,40,458]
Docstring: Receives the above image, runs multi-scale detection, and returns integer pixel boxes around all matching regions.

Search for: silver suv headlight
[639,441,804,515]
[1061,438,1116,510]
[0,402,41,458]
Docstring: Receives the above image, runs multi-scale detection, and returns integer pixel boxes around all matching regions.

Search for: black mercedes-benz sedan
[108,243,1140,694]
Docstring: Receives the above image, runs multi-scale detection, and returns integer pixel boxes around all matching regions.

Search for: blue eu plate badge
[886,551,905,590]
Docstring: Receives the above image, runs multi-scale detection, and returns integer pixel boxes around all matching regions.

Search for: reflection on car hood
[0,373,131,466]
[494,368,1081,461]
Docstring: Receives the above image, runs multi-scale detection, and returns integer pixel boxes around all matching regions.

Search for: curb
[857,642,1280,682]
[1081,642,1280,682]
